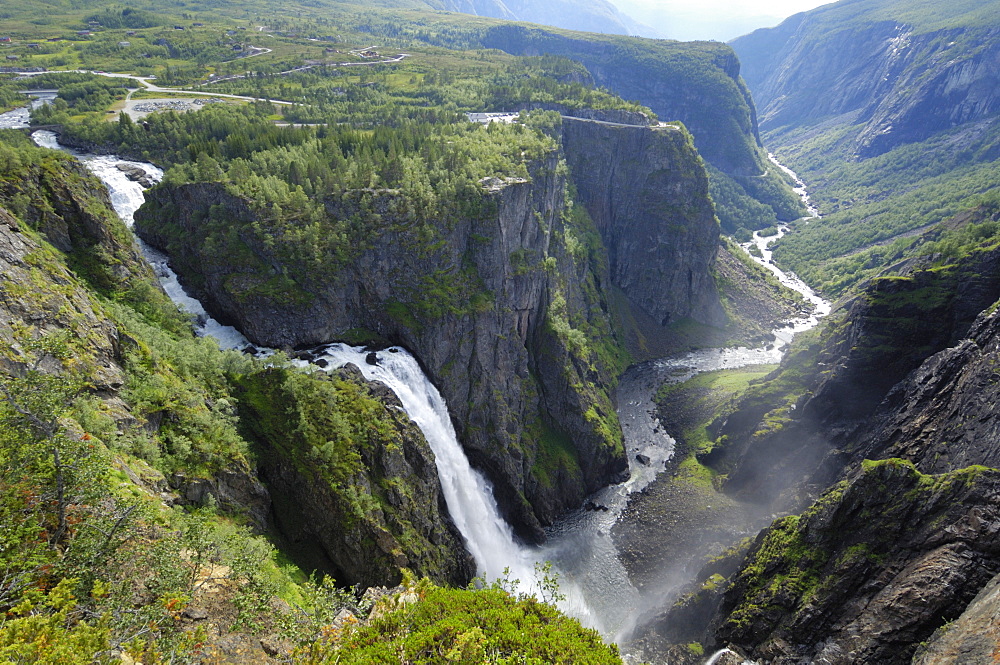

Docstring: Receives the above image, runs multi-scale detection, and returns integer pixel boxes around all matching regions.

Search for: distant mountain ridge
[731,0,1000,157]
[432,0,652,35]
[386,0,656,35]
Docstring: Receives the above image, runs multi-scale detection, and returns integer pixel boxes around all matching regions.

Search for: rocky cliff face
[0,205,124,390]
[0,156,148,392]
[474,26,806,233]
[0,158,150,292]
[561,118,725,329]
[709,460,1000,664]
[135,116,722,539]
[704,236,1000,508]
[912,571,1000,665]
[732,6,1000,157]
[236,365,475,588]
[848,298,1000,477]
[640,212,1000,661]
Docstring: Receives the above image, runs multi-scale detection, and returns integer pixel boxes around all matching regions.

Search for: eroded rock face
[653,259,1000,660]
[561,119,725,329]
[912,571,1000,665]
[707,237,1000,509]
[138,155,591,539]
[0,181,129,392]
[709,461,1000,665]
[846,300,1000,473]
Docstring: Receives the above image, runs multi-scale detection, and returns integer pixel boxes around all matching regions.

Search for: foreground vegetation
[0,0,819,659]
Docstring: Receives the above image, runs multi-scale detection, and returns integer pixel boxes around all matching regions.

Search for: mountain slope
[728,0,1000,296]
[732,0,1000,155]
[631,200,1000,663]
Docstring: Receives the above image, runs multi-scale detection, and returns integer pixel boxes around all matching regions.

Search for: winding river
[23,105,828,659]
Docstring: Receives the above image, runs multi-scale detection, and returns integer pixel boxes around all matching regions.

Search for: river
[26,114,828,660]
[0,92,55,129]
[592,159,830,661]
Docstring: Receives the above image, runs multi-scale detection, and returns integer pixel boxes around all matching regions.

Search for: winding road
[17,48,409,107]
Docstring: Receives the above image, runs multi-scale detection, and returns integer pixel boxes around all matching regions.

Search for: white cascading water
[741,155,831,340]
[32,131,251,351]
[0,93,55,129]
[307,344,601,629]
[705,648,756,665]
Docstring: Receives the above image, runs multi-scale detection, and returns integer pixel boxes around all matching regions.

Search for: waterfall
[32,131,252,351]
[309,344,600,629]
[309,345,530,580]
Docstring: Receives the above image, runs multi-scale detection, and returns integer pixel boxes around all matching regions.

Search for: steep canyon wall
[135,116,723,539]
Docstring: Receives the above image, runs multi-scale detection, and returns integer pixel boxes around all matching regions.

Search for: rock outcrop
[561,118,725,329]
[0,204,125,389]
[0,155,149,391]
[643,210,1000,662]
[912,571,1000,665]
[236,365,475,588]
[852,307,1000,474]
[135,115,722,538]
[706,460,1000,664]
[474,26,806,232]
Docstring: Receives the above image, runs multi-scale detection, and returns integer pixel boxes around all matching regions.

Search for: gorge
[34,117,827,655]
[2,0,1000,661]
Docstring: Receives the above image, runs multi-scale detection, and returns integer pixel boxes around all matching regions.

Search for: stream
[25,108,829,660]
[31,131,253,350]
[0,92,55,129]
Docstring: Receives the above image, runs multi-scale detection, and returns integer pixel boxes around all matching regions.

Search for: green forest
[0,122,623,661]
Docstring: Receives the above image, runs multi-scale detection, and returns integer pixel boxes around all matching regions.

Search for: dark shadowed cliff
[561,118,725,329]
[700,211,1000,510]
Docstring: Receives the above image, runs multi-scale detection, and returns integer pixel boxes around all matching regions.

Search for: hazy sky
[614,0,832,41]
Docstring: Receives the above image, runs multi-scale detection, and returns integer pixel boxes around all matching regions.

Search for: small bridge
[14,124,62,134]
